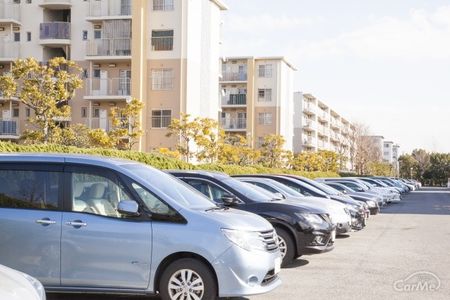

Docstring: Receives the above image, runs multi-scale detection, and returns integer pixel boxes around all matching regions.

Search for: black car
[169,171,336,266]
[235,174,367,231]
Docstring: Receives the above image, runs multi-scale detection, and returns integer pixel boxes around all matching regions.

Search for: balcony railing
[40,22,71,40]
[0,1,20,22]
[0,42,20,60]
[0,119,19,136]
[85,77,131,97]
[303,120,317,131]
[303,137,317,146]
[221,117,247,130]
[318,125,329,136]
[222,94,247,106]
[86,38,131,57]
[221,72,247,82]
[303,104,316,115]
[88,0,131,17]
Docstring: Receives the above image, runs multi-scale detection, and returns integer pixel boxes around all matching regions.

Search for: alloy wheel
[168,269,205,300]
[277,235,287,258]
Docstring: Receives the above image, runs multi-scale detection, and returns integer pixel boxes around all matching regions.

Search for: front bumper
[297,226,336,255]
[350,211,366,230]
[212,245,282,297]
[336,222,352,235]
[369,206,380,215]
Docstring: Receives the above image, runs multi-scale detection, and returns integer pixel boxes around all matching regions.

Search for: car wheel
[275,227,295,267]
[159,258,217,300]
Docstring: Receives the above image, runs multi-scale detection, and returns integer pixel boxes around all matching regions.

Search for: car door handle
[65,220,87,228]
[36,218,56,226]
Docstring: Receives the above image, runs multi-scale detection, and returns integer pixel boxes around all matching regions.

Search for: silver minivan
[0,154,281,299]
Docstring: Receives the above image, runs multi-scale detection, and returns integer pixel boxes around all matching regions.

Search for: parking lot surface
[49,188,450,300]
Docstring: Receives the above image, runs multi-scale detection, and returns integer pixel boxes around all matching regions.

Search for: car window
[252,182,279,194]
[131,182,178,216]
[72,172,136,218]
[282,181,312,196]
[185,179,229,203]
[0,169,60,210]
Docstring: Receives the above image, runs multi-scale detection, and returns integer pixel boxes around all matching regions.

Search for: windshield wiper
[205,206,229,212]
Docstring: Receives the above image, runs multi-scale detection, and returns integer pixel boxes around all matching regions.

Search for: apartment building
[293,92,355,164]
[220,56,296,151]
[383,141,400,174]
[0,0,227,151]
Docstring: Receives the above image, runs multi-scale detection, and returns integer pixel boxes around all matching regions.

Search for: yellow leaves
[291,150,340,172]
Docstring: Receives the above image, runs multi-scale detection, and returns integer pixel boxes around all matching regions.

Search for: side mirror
[118,200,140,217]
[221,195,239,206]
[274,192,285,199]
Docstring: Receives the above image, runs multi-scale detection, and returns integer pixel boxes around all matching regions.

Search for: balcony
[317,112,329,122]
[87,0,132,21]
[302,136,317,147]
[0,42,20,62]
[303,120,317,131]
[220,72,247,82]
[303,104,316,115]
[39,22,71,47]
[0,1,20,25]
[39,0,72,9]
[330,119,340,129]
[317,125,329,137]
[221,94,247,106]
[0,119,19,139]
[84,77,131,101]
[86,38,131,60]
[221,117,247,131]
[330,132,340,142]
[318,139,329,149]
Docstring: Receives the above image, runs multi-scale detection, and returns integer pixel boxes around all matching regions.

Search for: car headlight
[295,213,325,226]
[221,229,267,252]
[367,200,377,208]
[22,273,46,300]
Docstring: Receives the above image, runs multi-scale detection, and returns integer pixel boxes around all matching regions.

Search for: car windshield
[123,164,216,210]
[223,178,273,202]
[267,180,305,197]
[306,179,341,195]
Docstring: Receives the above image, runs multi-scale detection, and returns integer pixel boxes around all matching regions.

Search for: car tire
[276,227,295,267]
[159,258,217,300]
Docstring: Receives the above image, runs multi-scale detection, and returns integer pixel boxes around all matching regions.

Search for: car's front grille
[260,230,279,252]
[261,269,277,285]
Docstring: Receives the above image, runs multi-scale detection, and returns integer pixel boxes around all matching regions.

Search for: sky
[220,0,450,154]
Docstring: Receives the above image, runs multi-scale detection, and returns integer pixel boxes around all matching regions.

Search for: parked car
[0,264,46,300]
[0,154,282,299]
[357,177,402,202]
[235,174,366,231]
[169,171,336,266]
[233,176,352,235]
[322,182,380,215]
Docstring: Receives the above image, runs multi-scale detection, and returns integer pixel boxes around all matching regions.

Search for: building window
[258,89,272,102]
[94,30,102,39]
[81,107,87,118]
[151,69,173,90]
[152,110,172,128]
[153,0,174,11]
[92,108,100,118]
[258,64,272,78]
[82,30,88,40]
[257,137,264,147]
[93,69,101,78]
[13,32,20,42]
[258,112,272,125]
[26,32,31,41]
[13,108,19,118]
[25,108,30,117]
[151,30,174,51]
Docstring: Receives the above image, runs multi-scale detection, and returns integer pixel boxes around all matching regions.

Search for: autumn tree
[109,98,144,150]
[195,118,222,163]
[411,149,431,180]
[259,134,287,168]
[0,57,82,143]
[166,113,203,163]
[218,134,260,166]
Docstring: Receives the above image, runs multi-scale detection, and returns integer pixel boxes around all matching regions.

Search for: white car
[0,265,46,300]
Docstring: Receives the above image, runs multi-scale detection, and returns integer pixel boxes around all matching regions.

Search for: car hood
[0,265,40,300]
[195,207,274,232]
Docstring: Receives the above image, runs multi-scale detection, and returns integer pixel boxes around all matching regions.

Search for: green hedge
[0,142,339,179]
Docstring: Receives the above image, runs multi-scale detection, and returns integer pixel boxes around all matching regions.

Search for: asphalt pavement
[49,187,450,300]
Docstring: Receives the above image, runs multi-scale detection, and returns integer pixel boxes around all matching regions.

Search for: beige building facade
[0,0,227,151]
[220,56,296,151]
[293,92,356,166]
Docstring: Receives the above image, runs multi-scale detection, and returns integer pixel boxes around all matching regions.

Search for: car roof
[0,153,139,169]
[167,169,230,180]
